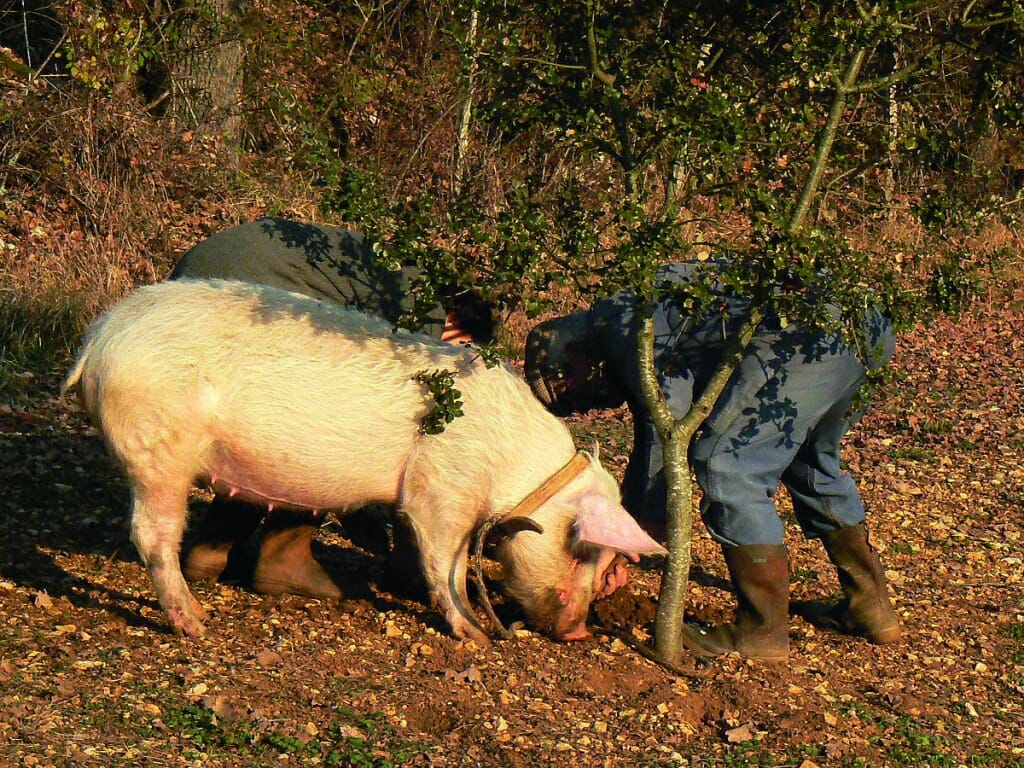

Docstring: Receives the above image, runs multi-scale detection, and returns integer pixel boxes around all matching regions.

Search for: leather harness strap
[500,451,591,521]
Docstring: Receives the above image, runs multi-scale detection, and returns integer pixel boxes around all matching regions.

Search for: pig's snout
[554,617,593,641]
[552,550,636,641]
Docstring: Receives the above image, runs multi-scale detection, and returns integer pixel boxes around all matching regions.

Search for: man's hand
[594,551,634,599]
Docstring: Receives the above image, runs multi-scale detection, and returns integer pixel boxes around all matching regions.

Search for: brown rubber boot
[183,540,235,581]
[181,499,262,582]
[682,544,790,661]
[820,524,901,644]
[251,518,343,600]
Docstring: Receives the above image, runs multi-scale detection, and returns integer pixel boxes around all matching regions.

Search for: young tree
[397,0,1022,664]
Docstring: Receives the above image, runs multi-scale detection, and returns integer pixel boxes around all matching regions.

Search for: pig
[63,278,665,643]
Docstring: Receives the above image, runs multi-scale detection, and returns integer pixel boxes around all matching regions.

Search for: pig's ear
[575,494,667,556]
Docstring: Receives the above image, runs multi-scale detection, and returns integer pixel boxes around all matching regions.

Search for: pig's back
[75,279,476,509]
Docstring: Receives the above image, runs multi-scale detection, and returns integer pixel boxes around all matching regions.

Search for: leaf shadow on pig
[0,410,431,636]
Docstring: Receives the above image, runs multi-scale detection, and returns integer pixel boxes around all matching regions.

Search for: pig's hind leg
[129,481,209,637]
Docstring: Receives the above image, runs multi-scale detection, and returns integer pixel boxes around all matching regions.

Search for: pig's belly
[200,439,406,512]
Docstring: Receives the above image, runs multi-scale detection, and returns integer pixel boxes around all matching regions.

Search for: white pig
[63,279,665,643]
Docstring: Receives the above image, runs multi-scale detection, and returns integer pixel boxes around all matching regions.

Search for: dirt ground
[1,298,1022,767]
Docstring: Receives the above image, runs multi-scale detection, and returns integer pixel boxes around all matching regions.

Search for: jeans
[595,266,895,547]
[691,345,873,547]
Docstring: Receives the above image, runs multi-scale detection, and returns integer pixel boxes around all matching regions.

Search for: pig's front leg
[406,515,490,645]
[129,484,208,636]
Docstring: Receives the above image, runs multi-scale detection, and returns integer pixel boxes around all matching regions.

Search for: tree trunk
[165,0,245,149]
[648,46,868,665]
[454,8,479,194]
[646,307,762,665]
[651,426,694,662]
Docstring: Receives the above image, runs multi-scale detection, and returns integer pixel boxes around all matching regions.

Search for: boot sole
[681,627,789,662]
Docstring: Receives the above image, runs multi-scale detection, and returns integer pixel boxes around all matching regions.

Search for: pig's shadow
[1,422,169,632]
[0,420,424,636]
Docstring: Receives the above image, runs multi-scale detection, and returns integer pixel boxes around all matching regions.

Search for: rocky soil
[1,297,1022,767]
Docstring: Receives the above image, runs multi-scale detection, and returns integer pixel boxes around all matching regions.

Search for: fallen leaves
[202,694,237,722]
[254,649,283,667]
[443,664,483,684]
[724,720,758,743]
[0,300,1022,765]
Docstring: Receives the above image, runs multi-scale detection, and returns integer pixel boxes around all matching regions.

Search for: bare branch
[586,9,616,87]
[845,58,921,94]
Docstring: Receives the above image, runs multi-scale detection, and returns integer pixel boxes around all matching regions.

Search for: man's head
[439,286,497,345]
[525,311,624,416]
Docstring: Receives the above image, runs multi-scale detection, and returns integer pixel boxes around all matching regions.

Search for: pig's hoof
[190,595,210,624]
[453,621,492,647]
[167,607,207,637]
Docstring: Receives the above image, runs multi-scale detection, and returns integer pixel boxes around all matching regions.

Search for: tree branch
[844,58,921,94]
[636,311,675,439]
[586,12,616,87]
[789,48,867,234]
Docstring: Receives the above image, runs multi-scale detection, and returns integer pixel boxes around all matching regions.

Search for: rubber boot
[251,516,343,599]
[181,499,262,582]
[820,524,901,644]
[682,544,790,661]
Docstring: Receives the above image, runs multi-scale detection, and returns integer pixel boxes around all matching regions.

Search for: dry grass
[0,84,326,394]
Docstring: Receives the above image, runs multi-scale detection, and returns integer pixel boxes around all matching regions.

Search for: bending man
[524,261,900,660]
[172,216,494,600]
